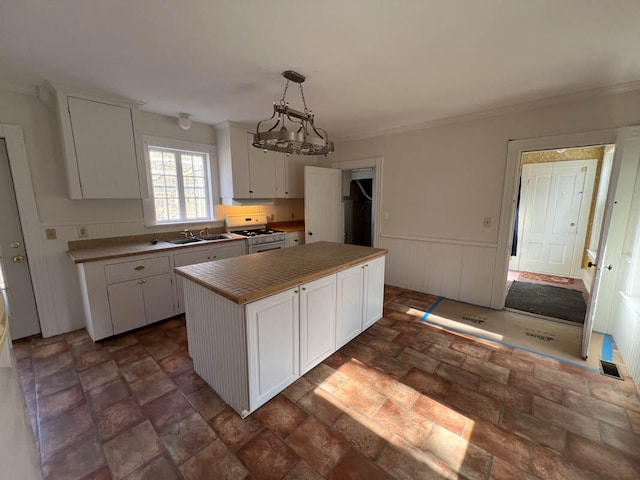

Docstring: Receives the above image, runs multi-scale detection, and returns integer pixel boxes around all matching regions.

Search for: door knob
[9,241,20,248]
[12,255,25,263]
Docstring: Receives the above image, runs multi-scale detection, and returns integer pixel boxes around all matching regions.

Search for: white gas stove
[225,214,285,254]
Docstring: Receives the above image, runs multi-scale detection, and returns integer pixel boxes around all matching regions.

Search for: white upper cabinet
[275,154,317,198]
[246,133,277,198]
[41,82,147,199]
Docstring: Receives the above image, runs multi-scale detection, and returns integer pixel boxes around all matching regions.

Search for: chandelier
[252,70,334,156]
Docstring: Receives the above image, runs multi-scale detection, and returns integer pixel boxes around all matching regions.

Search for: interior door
[518,160,595,276]
[304,166,342,243]
[0,139,40,339]
[583,127,640,358]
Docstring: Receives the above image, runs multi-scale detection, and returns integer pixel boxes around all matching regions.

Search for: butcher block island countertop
[175,241,387,304]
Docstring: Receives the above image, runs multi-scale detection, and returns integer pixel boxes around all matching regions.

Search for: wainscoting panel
[612,293,640,386]
[379,236,497,307]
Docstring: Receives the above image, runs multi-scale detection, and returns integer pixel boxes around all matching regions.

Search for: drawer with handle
[104,255,171,284]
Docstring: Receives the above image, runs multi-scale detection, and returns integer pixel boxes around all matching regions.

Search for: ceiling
[1,1,640,140]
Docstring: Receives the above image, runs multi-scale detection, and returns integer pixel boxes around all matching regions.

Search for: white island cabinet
[177,242,386,417]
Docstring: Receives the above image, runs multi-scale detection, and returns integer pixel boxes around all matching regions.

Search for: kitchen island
[175,241,387,417]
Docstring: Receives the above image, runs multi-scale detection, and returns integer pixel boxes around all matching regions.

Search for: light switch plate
[45,228,57,240]
[77,225,88,238]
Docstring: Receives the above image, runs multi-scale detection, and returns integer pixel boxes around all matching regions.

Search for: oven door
[250,241,285,254]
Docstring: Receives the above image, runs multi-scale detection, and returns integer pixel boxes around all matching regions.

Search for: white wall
[329,90,640,307]
[0,89,304,337]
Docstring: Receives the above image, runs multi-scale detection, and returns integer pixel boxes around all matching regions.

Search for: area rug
[520,271,574,285]
[505,281,586,324]
[423,298,611,371]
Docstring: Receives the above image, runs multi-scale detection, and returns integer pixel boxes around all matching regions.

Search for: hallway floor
[13,285,640,479]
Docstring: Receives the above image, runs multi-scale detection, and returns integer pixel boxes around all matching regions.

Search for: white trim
[331,157,383,248]
[0,83,38,97]
[379,233,497,249]
[0,124,56,336]
[338,81,640,143]
[141,136,220,226]
[491,128,619,309]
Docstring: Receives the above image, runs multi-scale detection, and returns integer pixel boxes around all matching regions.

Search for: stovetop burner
[231,228,284,237]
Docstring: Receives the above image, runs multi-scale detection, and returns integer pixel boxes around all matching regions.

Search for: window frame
[142,136,219,226]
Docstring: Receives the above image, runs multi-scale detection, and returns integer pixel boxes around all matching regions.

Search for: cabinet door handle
[249,190,254,194]
[134,266,145,271]
[302,287,306,291]
[294,290,298,294]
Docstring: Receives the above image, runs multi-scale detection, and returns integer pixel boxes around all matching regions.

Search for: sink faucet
[199,227,210,237]
[181,229,194,238]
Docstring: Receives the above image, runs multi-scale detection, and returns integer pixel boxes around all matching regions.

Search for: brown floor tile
[445,383,501,423]
[40,403,95,456]
[628,409,640,435]
[334,358,383,386]
[464,418,531,471]
[477,379,533,412]
[109,344,148,367]
[237,429,299,480]
[284,460,323,480]
[333,410,392,461]
[103,334,139,353]
[563,388,630,430]
[395,347,438,374]
[79,361,121,392]
[513,349,562,370]
[74,348,111,372]
[531,443,599,480]
[173,368,207,396]
[462,355,509,384]
[254,394,308,438]
[533,396,600,442]
[488,350,535,375]
[144,338,182,361]
[37,384,85,422]
[285,417,348,476]
[373,400,432,448]
[143,389,193,430]
[297,386,347,425]
[34,350,74,380]
[32,338,69,360]
[210,407,264,451]
[501,406,567,452]
[179,439,249,480]
[426,343,466,367]
[122,454,182,480]
[367,323,401,342]
[434,362,481,390]
[392,332,431,352]
[599,421,640,459]
[129,370,177,405]
[304,363,350,394]
[449,338,491,360]
[328,448,392,480]
[371,374,419,409]
[424,425,492,480]
[85,466,113,480]
[402,367,451,399]
[333,380,386,417]
[419,328,456,349]
[490,457,535,480]
[186,385,228,421]
[412,394,469,436]
[566,431,640,480]
[282,376,315,402]
[42,434,106,480]
[376,436,458,480]
[157,349,193,377]
[95,396,146,442]
[120,356,161,384]
[341,341,378,363]
[368,353,412,378]
[12,339,32,360]
[65,328,91,345]
[508,370,563,403]
[534,365,589,395]
[87,378,131,413]
[36,367,80,398]
[361,336,404,358]
[589,377,640,412]
[103,421,164,480]
[158,412,217,464]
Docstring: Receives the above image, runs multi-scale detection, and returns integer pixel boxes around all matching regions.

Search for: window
[143,137,217,225]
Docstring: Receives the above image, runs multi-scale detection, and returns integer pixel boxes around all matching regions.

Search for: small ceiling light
[253,70,334,156]
[178,114,192,130]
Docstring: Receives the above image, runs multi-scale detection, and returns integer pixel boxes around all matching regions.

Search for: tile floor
[13,285,640,479]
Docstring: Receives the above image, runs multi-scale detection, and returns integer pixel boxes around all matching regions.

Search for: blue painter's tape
[421,297,444,321]
[602,334,614,362]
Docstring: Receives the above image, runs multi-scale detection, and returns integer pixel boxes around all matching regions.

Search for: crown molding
[337,80,640,143]
[0,82,38,96]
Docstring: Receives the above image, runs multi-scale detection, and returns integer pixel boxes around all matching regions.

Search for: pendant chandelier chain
[279,79,290,106]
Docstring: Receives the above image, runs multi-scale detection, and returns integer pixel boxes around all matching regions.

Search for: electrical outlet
[483,217,492,228]
[77,225,88,238]
[45,228,57,240]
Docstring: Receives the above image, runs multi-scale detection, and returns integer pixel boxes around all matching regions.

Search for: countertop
[67,233,246,264]
[175,241,387,304]
[267,220,305,233]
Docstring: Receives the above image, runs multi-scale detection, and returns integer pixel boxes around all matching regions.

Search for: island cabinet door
[246,288,300,410]
[363,256,386,329]
[299,274,337,374]
[335,263,364,349]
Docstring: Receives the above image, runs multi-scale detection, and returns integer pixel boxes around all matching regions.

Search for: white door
[246,288,299,409]
[0,139,40,339]
[304,166,342,243]
[336,263,364,349]
[363,256,386,329]
[299,275,336,374]
[583,127,640,358]
[518,160,596,276]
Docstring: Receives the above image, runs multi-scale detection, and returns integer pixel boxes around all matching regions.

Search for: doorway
[0,138,41,339]
[343,168,374,247]
[506,145,613,326]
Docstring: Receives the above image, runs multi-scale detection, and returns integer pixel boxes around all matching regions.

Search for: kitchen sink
[167,237,204,245]
[198,234,231,241]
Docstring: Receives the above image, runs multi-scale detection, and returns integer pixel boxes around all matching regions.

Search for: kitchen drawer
[174,249,216,268]
[104,256,170,284]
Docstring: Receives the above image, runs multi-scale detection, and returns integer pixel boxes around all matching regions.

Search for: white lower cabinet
[285,230,304,248]
[107,273,175,335]
[299,275,336,374]
[363,256,386,329]
[246,288,300,410]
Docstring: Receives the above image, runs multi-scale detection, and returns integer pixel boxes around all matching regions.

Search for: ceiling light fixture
[178,113,192,130]
[252,70,334,156]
